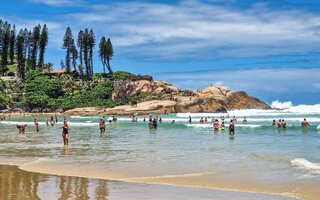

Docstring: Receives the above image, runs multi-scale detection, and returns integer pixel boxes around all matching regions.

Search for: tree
[30,25,41,70]
[38,24,48,68]
[26,30,33,70]
[105,38,114,74]
[83,29,89,79]
[77,30,84,66]
[9,25,16,64]
[88,29,95,75]
[70,39,78,71]
[1,22,11,75]
[60,59,65,70]
[16,29,26,79]
[99,36,107,74]
[62,27,74,73]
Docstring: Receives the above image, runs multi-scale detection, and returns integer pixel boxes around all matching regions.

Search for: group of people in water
[1,112,313,146]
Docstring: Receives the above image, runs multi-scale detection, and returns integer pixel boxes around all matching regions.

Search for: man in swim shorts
[229,120,235,135]
[301,118,310,127]
[99,117,106,134]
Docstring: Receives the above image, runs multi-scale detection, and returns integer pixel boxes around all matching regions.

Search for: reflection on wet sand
[0,165,109,200]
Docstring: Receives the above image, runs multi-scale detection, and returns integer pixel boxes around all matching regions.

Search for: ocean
[0,105,320,200]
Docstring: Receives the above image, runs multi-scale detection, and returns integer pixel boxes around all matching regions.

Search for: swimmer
[46,117,49,127]
[171,120,175,124]
[99,117,106,134]
[281,119,287,128]
[188,116,192,124]
[213,119,219,131]
[243,117,247,123]
[149,118,153,129]
[272,119,276,126]
[34,118,39,132]
[60,120,70,145]
[200,117,204,123]
[50,116,54,126]
[229,119,235,135]
[220,121,225,131]
[301,118,310,127]
[153,118,158,129]
[17,123,27,134]
[159,117,162,123]
[277,119,282,128]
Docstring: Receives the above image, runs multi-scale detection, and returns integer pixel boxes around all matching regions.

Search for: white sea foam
[70,116,100,119]
[317,125,320,130]
[185,124,261,128]
[291,158,320,170]
[271,100,293,109]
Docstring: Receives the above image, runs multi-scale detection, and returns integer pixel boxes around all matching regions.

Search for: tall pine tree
[1,22,10,75]
[16,29,26,79]
[38,24,48,68]
[9,25,16,64]
[62,27,74,73]
[105,38,114,74]
[30,25,41,70]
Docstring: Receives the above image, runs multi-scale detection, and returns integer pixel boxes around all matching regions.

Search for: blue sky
[1,0,320,104]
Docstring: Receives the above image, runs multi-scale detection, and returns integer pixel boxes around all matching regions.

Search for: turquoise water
[0,107,320,199]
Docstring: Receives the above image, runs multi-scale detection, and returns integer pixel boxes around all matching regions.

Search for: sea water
[0,105,320,199]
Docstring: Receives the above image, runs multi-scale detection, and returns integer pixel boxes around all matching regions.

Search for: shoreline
[0,163,298,200]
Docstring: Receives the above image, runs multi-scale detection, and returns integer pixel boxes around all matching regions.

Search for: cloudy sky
[1,0,320,104]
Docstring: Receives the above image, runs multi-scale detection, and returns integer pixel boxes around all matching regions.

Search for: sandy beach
[0,165,297,200]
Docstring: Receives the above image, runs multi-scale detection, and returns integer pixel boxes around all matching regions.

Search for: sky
[1,0,320,105]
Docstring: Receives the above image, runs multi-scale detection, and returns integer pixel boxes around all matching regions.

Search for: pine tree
[16,29,26,79]
[30,25,41,70]
[62,27,74,73]
[9,25,16,64]
[89,29,95,76]
[83,29,89,79]
[99,36,107,74]
[77,30,84,66]
[38,24,48,68]
[71,39,78,71]
[26,30,33,71]
[1,21,11,75]
[105,38,114,74]
[0,20,3,51]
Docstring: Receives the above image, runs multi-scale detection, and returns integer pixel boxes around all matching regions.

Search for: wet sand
[0,165,297,200]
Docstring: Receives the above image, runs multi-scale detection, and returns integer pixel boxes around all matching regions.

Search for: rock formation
[65,80,271,115]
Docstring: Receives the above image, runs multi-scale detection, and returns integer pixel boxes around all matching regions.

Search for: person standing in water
[220,121,225,131]
[46,117,49,127]
[242,117,247,123]
[60,120,70,145]
[301,118,310,127]
[50,116,54,126]
[34,118,39,132]
[229,119,235,135]
[17,123,27,134]
[189,116,192,123]
[213,119,219,131]
[99,117,106,135]
[281,119,287,128]
[55,113,58,123]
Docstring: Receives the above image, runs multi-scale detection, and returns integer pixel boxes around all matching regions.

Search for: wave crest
[291,158,320,170]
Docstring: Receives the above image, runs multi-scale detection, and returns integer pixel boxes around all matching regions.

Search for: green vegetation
[0,18,151,112]
[23,70,116,110]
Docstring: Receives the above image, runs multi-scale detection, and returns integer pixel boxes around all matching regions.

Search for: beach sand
[0,164,297,200]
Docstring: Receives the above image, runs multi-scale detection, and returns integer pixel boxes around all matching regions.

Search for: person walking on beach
[301,118,310,127]
[60,120,70,146]
[99,117,106,135]
[229,120,235,135]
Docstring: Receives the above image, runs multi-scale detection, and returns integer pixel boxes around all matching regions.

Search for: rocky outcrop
[65,81,271,115]
[64,107,102,115]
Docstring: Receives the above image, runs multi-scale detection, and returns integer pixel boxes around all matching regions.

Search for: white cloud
[5,0,320,61]
[155,68,320,99]
[57,0,320,60]
[28,0,85,6]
